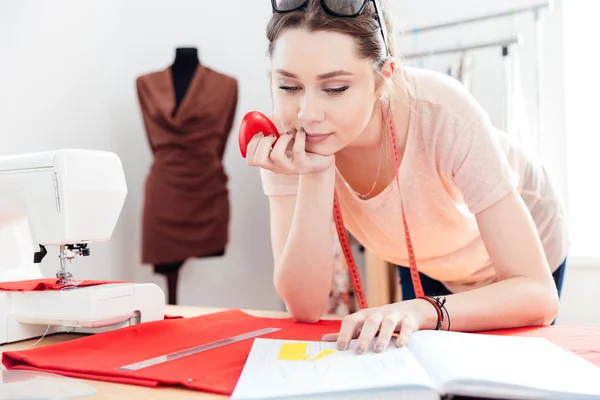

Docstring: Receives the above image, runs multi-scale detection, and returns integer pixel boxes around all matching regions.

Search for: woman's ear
[381,56,398,79]
[375,57,398,98]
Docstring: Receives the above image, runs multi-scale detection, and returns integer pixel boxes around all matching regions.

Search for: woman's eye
[324,86,350,94]
[278,85,301,93]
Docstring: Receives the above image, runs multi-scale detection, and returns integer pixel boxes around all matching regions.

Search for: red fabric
[163,314,183,319]
[0,279,125,291]
[2,309,341,394]
[2,309,600,395]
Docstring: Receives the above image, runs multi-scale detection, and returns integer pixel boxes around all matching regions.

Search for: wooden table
[0,305,340,399]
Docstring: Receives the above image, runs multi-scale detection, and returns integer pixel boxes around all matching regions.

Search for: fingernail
[336,341,346,351]
[375,343,384,352]
[355,344,365,354]
[399,338,407,347]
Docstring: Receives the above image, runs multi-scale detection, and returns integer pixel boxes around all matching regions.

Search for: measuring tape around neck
[332,105,424,310]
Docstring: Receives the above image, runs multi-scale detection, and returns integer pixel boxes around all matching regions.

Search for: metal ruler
[116,327,281,371]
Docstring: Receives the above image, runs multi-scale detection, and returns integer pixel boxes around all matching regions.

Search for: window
[562,1,600,259]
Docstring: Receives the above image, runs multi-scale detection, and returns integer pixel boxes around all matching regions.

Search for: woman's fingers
[354,313,383,354]
[395,317,415,348]
[270,131,294,170]
[325,314,416,354]
[253,134,278,169]
[321,325,362,343]
[374,315,399,353]
[246,132,264,166]
[321,332,339,342]
[336,313,365,351]
[291,128,308,167]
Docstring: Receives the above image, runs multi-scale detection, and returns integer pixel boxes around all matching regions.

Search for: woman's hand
[246,128,334,175]
[321,300,437,354]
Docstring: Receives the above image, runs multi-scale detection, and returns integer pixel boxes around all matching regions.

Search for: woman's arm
[434,76,559,330]
[323,188,560,353]
[419,188,560,331]
[268,165,337,323]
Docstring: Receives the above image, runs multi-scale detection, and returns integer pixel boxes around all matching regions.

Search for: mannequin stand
[154,248,226,305]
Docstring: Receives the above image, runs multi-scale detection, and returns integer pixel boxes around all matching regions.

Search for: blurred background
[1,0,598,325]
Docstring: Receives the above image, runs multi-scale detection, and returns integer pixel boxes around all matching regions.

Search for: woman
[246,0,569,354]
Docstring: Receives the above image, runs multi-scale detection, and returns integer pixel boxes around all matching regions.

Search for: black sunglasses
[271,0,389,56]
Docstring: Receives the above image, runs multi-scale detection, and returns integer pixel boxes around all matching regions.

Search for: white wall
[1,0,596,325]
[395,0,568,202]
[562,0,600,258]
[557,0,600,326]
[0,0,283,311]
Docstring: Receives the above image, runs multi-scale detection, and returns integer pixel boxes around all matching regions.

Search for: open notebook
[231,330,600,400]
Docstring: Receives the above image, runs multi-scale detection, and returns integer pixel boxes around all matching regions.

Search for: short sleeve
[259,168,300,196]
[445,89,519,214]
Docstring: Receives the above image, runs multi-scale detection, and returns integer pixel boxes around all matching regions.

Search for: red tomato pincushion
[238,111,280,158]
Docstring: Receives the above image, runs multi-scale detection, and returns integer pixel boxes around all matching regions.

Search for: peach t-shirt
[259,67,569,293]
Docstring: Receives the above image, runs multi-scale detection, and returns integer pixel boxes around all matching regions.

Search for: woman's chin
[305,135,342,156]
[305,143,335,157]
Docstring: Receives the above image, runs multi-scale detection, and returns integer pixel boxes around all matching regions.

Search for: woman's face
[270,28,381,156]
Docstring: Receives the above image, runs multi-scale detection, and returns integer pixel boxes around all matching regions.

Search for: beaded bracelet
[417,296,450,331]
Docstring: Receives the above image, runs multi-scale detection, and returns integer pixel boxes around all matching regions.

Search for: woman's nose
[297,93,325,123]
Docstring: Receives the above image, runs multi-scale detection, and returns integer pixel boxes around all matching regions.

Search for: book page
[408,330,600,398]
[231,338,437,399]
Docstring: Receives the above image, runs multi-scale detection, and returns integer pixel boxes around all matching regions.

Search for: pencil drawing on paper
[272,340,416,383]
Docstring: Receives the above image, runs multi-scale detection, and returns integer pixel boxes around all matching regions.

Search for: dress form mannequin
[137,46,237,307]
[171,47,198,115]
[153,47,226,305]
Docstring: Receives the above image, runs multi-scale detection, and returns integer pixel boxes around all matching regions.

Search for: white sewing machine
[0,149,165,344]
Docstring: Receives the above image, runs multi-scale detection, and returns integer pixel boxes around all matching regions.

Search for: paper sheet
[231,338,436,399]
[408,330,600,397]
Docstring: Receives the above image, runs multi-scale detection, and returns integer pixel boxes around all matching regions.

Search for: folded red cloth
[3,309,600,396]
[2,309,341,394]
[0,279,125,291]
[163,314,183,319]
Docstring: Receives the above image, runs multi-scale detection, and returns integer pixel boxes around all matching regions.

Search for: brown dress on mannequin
[136,61,238,303]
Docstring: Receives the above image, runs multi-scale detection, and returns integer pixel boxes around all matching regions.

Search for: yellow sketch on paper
[310,349,336,360]
[277,342,337,361]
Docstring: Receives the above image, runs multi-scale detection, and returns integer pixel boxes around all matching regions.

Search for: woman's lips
[304,132,332,143]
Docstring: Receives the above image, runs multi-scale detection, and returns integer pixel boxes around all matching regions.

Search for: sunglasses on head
[270,0,389,56]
